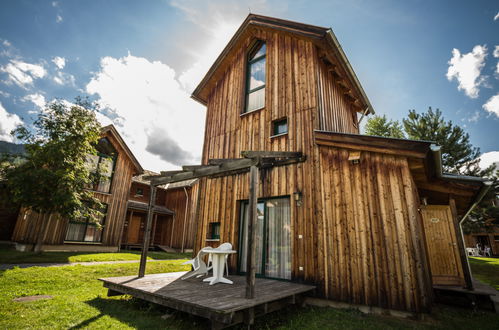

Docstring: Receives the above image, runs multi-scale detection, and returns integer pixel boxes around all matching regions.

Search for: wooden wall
[194,27,432,312]
[165,185,199,250]
[11,131,137,248]
[316,147,431,312]
[316,59,359,133]
[202,28,318,162]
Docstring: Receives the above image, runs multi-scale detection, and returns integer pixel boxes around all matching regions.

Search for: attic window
[244,41,266,113]
[135,188,144,197]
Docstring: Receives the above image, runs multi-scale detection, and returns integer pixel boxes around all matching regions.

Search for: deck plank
[99,271,315,325]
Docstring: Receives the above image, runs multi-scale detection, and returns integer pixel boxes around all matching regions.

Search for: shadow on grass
[79,296,208,330]
[0,244,191,264]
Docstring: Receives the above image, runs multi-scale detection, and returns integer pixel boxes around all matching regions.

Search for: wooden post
[139,183,156,277]
[246,165,259,299]
[450,198,474,290]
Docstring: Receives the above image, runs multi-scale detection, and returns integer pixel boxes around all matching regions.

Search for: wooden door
[420,205,464,286]
[127,215,142,244]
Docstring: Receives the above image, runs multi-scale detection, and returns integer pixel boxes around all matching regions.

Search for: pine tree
[363,115,405,138]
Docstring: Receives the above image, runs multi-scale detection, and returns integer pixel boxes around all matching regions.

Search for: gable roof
[191,14,374,114]
[101,125,143,174]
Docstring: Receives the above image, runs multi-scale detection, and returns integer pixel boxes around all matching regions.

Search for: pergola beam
[138,151,306,295]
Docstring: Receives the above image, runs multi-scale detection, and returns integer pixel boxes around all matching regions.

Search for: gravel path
[0,259,176,270]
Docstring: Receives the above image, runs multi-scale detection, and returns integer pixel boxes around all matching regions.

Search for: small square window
[272,118,288,136]
[209,222,221,239]
[494,235,499,242]
[135,188,144,196]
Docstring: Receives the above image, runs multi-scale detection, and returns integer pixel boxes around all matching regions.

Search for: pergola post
[245,165,259,299]
[139,183,156,277]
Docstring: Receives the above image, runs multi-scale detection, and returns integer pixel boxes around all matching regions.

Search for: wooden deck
[99,271,315,328]
[433,279,498,313]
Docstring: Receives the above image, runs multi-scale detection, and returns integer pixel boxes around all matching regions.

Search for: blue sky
[0,0,498,171]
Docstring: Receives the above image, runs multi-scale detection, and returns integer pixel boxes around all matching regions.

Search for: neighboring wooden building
[464,222,499,256]
[121,173,199,252]
[11,125,143,252]
[184,14,489,314]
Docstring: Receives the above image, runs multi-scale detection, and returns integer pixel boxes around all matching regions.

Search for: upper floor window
[244,41,266,113]
[135,187,144,197]
[86,138,117,194]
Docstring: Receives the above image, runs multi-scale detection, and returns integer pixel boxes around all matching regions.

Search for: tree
[403,107,481,175]
[1,97,103,252]
[363,114,405,138]
[365,107,498,226]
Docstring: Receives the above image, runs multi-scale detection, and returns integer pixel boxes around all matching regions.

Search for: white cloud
[495,12,499,21]
[22,93,46,113]
[56,15,63,23]
[446,45,487,98]
[86,53,205,171]
[0,60,46,88]
[52,1,58,7]
[52,56,65,69]
[478,151,499,170]
[467,110,480,123]
[483,94,499,117]
[0,102,23,142]
[493,46,499,75]
[171,0,273,92]
[53,71,75,86]
[2,40,11,47]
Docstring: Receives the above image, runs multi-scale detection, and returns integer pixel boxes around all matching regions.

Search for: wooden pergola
[138,151,306,299]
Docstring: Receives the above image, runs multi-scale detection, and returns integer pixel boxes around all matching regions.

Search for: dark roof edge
[191,14,373,113]
[324,30,374,114]
[101,125,144,174]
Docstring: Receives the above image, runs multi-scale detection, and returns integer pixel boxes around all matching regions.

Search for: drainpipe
[181,187,190,253]
[430,145,492,289]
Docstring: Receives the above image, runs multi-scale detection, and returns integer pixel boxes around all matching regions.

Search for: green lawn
[0,245,191,264]
[0,258,498,329]
[469,257,499,290]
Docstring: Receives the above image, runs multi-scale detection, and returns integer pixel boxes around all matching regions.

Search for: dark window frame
[135,187,144,197]
[243,40,266,114]
[87,137,118,194]
[65,204,108,243]
[271,117,288,137]
[208,222,221,240]
[237,195,292,281]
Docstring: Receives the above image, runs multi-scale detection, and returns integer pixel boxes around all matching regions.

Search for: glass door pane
[239,202,265,274]
[265,198,291,279]
[239,197,291,280]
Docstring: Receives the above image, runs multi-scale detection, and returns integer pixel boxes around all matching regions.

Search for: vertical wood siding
[194,27,431,313]
[11,132,136,247]
[316,59,359,133]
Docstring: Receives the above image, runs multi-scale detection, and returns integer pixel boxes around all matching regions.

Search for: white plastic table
[203,250,236,285]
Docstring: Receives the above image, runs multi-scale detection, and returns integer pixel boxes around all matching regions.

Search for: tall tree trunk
[34,213,50,253]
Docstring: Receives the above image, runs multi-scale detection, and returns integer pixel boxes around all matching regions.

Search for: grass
[469,257,499,290]
[0,258,498,329]
[0,245,191,264]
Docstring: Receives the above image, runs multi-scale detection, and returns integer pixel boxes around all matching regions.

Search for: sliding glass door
[239,197,291,280]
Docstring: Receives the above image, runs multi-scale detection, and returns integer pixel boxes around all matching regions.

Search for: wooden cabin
[11,125,143,252]
[185,14,489,314]
[464,224,499,256]
[121,172,199,252]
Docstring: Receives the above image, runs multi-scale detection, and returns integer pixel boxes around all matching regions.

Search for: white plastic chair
[181,247,213,280]
[207,243,232,277]
[484,247,491,257]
